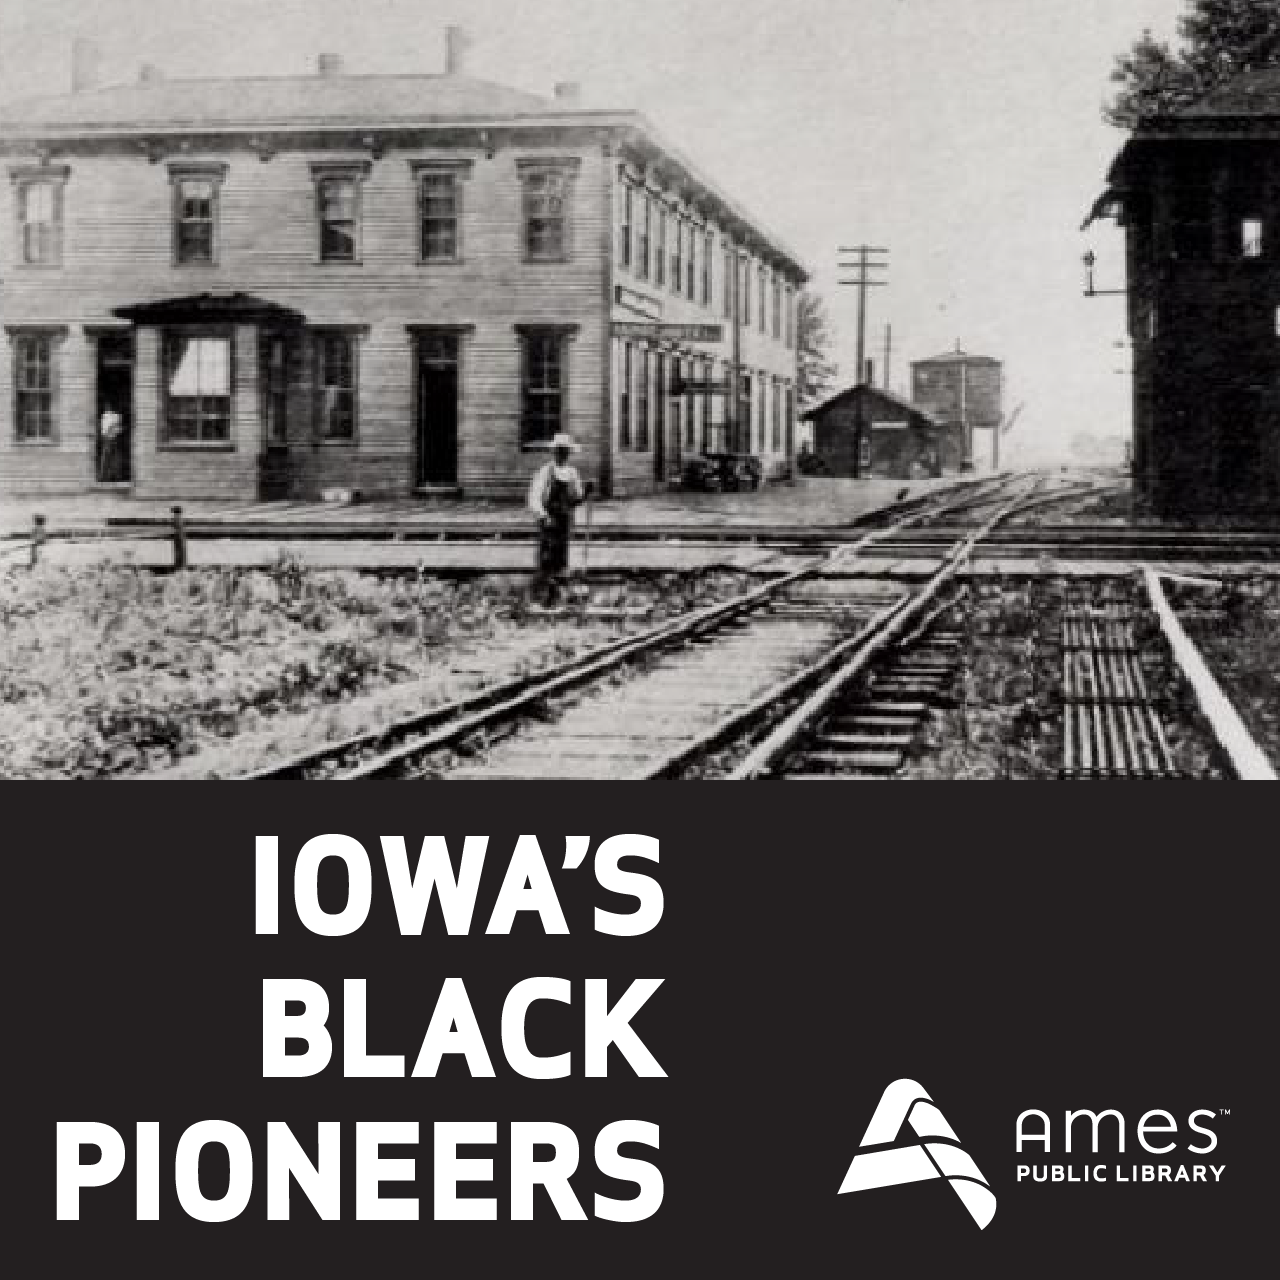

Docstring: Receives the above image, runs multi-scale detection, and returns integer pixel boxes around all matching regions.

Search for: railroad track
[237,474,1034,781]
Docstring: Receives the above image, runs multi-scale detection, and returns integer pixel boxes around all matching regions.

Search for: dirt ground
[0,560,753,779]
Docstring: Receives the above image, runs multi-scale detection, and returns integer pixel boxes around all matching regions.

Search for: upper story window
[414,161,472,263]
[519,159,579,262]
[671,213,683,294]
[168,164,227,266]
[163,331,232,445]
[620,181,633,270]
[314,330,359,441]
[9,329,65,442]
[11,166,70,267]
[772,273,781,340]
[310,162,369,264]
[741,257,752,326]
[1241,218,1264,259]
[785,285,795,348]
[686,221,697,298]
[723,243,734,319]
[655,207,666,287]
[757,264,767,333]
[638,192,651,281]
[703,230,713,307]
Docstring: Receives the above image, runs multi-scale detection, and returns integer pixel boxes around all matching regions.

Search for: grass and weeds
[1168,579,1280,770]
[0,558,754,779]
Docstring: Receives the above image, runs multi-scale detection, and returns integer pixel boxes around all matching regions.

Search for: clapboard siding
[1,119,803,500]
[1,139,611,497]
[608,161,801,492]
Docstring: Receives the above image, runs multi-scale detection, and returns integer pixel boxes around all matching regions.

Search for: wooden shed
[802,384,950,479]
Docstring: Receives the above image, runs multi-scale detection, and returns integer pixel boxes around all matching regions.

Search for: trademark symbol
[1219,1109,1231,1116]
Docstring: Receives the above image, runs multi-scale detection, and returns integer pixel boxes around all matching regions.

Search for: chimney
[316,53,344,77]
[71,38,101,93]
[138,63,164,86]
[553,81,581,106]
[445,25,471,76]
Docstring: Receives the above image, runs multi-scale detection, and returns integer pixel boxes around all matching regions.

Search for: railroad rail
[235,475,1030,781]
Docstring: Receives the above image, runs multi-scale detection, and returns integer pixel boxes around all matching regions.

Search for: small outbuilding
[801,384,950,479]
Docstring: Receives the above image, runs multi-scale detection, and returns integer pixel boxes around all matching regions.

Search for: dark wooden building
[801,384,950,479]
[1094,66,1280,517]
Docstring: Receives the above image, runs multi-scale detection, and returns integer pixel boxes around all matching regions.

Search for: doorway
[95,331,134,484]
[416,333,460,487]
[259,333,293,500]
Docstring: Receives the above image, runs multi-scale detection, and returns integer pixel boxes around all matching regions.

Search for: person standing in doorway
[527,431,587,604]
[98,404,123,483]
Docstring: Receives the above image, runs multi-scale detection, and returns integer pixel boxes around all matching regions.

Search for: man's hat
[549,432,579,452]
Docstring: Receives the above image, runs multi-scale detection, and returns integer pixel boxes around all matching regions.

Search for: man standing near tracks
[527,431,589,604]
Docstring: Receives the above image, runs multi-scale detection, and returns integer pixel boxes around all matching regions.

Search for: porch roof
[112,292,306,326]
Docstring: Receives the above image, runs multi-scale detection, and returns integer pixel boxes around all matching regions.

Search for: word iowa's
[256,833,660,937]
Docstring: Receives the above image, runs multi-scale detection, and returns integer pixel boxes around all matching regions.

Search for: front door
[95,331,134,484]
[259,334,292,500]
[417,334,459,486]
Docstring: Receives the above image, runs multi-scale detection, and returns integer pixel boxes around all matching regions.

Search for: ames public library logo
[838,1079,996,1230]
[839,1080,1230,1232]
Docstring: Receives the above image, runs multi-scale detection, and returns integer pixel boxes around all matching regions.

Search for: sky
[0,0,1189,461]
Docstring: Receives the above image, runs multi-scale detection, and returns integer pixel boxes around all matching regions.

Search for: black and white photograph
[3,5,1272,1277]
[0,0,1275,781]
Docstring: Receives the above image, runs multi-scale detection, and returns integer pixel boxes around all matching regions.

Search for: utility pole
[882,323,892,390]
[838,246,888,477]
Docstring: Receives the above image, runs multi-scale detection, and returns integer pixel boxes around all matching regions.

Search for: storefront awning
[112,292,306,327]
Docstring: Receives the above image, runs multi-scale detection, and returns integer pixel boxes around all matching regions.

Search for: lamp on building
[1082,249,1126,298]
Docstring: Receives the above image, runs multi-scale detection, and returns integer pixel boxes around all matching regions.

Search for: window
[723,243,734,319]
[13,171,68,266]
[758,264,767,333]
[785,385,795,457]
[771,379,782,452]
[163,332,232,445]
[655,208,666,287]
[671,214,683,294]
[686,222,696,298]
[176,179,216,263]
[311,163,368,263]
[520,328,567,446]
[619,342,632,450]
[741,257,752,326]
[703,231,713,307]
[314,331,358,441]
[620,182,633,270]
[11,331,60,441]
[419,170,461,262]
[785,285,794,348]
[772,273,781,340]
[520,160,578,262]
[637,348,651,451]
[1242,218,1264,259]
[169,164,226,265]
[638,192,651,280]
[670,357,682,450]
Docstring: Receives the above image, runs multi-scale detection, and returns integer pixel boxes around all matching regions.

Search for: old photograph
[0,0,1276,779]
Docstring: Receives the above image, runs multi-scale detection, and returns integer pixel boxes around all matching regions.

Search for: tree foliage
[1105,0,1280,127]
[796,290,837,409]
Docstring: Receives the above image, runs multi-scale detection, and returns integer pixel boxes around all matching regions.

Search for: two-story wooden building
[0,32,806,501]
[1093,66,1280,517]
